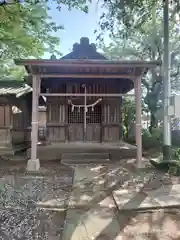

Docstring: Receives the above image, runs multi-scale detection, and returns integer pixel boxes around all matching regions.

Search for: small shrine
[15,37,160,170]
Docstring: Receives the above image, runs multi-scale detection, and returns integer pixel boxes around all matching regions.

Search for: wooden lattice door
[68,99,84,141]
[67,83,102,142]
[86,104,101,141]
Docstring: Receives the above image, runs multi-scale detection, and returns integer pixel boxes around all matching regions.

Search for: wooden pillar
[27,75,40,171]
[82,84,87,141]
[134,76,142,167]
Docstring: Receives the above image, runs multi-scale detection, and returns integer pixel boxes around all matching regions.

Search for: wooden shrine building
[0,81,32,154]
[15,37,160,170]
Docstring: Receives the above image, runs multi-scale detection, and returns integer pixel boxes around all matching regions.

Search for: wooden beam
[38,74,134,79]
[15,59,161,68]
[27,75,40,171]
[135,76,142,168]
[40,93,135,97]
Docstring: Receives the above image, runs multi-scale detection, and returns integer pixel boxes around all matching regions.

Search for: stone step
[109,148,137,160]
[61,152,110,164]
[0,155,26,161]
[0,145,27,156]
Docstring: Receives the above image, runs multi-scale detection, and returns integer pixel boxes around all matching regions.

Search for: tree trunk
[125,123,129,139]
[149,112,158,133]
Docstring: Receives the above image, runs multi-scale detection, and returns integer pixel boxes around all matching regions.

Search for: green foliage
[122,98,136,139]
[0,0,91,13]
[0,0,59,79]
[155,148,180,176]
[102,2,180,131]
[0,1,62,59]
[142,128,162,150]
[173,148,180,160]
[55,0,90,12]
[97,0,180,39]
[125,127,162,150]
[0,0,91,80]
[0,60,26,81]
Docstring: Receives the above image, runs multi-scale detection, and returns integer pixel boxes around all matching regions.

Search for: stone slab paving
[63,197,120,240]
[113,184,180,210]
[62,165,119,240]
[62,163,142,240]
[62,162,180,240]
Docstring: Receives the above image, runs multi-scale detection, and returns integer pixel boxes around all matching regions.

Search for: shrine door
[67,83,102,142]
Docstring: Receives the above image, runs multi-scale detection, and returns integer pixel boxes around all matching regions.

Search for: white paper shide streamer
[68,98,102,112]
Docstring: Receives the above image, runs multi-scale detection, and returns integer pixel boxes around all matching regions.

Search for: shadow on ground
[61,160,180,240]
[0,160,180,239]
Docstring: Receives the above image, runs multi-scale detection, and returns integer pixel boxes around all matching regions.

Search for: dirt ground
[113,209,180,240]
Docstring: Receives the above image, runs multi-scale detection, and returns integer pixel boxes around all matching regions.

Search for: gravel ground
[0,162,74,240]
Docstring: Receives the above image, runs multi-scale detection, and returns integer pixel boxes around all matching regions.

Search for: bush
[125,135,136,145]
[125,127,163,150]
[142,128,162,150]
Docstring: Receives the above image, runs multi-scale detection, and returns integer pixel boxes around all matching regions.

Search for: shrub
[142,128,162,150]
[125,127,163,150]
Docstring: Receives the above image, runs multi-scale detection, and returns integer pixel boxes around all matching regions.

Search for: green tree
[0,60,26,80]
[122,98,136,139]
[97,0,180,38]
[0,0,62,59]
[0,0,90,80]
[0,0,90,13]
[102,5,180,132]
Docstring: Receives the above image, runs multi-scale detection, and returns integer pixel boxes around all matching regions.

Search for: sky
[46,1,108,58]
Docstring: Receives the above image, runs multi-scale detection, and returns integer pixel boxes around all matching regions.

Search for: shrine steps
[61,152,110,164]
[26,142,137,163]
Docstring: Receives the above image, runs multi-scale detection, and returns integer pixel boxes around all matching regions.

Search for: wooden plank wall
[46,83,67,142]
[0,102,11,146]
[102,98,122,141]
[46,80,123,143]
[0,95,32,147]
[0,105,11,127]
[11,97,30,145]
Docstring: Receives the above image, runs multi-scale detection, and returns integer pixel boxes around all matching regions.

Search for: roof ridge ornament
[72,37,97,53]
[50,54,57,60]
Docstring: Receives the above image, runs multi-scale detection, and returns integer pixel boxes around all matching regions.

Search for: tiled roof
[0,81,32,98]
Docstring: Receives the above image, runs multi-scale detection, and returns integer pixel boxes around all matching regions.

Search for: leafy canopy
[102,2,180,130]
[0,0,91,80]
[0,1,62,59]
[97,0,180,39]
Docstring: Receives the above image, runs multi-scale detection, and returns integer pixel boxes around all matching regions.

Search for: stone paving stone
[113,184,180,210]
[62,204,120,240]
[62,162,180,240]
[62,164,122,240]
[72,165,108,192]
